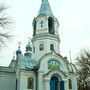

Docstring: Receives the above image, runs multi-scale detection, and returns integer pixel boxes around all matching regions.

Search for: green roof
[38,0,53,16]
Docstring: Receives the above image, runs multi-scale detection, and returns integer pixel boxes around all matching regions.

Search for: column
[63,79,68,90]
[38,70,44,90]
[44,78,50,90]
[72,76,77,90]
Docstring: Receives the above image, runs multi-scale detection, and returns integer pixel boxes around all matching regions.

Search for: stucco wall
[0,72,16,90]
[19,70,36,90]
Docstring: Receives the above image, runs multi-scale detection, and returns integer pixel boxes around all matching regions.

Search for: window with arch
[68,79,72,89]
[27,77,33,89]
[48,17,54,34]
[39,44,44,51]
[50,44,54,51]
[33,21,36,36]
[16,79,18,90]
[48,60,60,70]
[33,47,35,53]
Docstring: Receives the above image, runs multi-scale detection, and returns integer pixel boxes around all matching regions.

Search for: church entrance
[50,76,59,90]
[50,76,65,90]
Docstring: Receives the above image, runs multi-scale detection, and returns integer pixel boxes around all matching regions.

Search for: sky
[0,0,90,66]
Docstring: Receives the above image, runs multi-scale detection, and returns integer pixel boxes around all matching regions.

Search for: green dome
[16,47,22,55]
[26,42,32,51]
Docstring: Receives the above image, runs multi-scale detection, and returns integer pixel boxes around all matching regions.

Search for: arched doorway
[50,76,59,90]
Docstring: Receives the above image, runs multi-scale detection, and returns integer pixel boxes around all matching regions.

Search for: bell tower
[32,0,60,60]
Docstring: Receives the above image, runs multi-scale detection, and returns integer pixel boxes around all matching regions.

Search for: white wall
[19,70,36,90]
[32,36,60,60]
[0,73,16,90]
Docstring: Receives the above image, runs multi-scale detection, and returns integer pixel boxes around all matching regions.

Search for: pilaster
[38,70,44,90]
[63,79,68,90]
[44,78,50,90]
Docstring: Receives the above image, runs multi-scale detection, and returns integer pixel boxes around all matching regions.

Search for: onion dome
[26,42,32,51]
[16,46,22,55]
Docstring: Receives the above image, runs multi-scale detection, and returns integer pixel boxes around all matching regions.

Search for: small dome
[16,47,22,55]
[26,42,32,51]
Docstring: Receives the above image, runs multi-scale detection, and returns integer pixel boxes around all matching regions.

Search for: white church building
[0,0,77,90]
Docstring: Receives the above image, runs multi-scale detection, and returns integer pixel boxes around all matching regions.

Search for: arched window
[50,44,54,51]
[48,17,54,34]
[33,21,36,36]
[68,79,72,89]
[16,79,18,90]
[50,76,59,90]
[39,44,44,51]
[48,60,60,70]
[33,47,35,53]
[28,77,33,89]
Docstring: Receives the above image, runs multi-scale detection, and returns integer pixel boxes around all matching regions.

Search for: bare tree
[75,49,90,90]
[0,3,13,49]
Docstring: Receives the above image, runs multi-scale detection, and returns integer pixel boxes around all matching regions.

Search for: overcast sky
[0,0,90,66]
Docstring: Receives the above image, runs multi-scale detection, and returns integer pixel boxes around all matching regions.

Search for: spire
[38,0,53,16]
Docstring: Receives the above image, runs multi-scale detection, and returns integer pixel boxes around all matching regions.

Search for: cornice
[31,33,60,43]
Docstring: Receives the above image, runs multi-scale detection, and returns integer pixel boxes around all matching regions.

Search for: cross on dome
[13,51,15,59]
[28,37,31,43]
[16,41,22,55]
[18,41,21,49]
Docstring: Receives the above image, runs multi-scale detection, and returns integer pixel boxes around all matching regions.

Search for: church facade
[0,0,77,90]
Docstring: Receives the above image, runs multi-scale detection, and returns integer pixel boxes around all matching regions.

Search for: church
[0,0,77,90]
